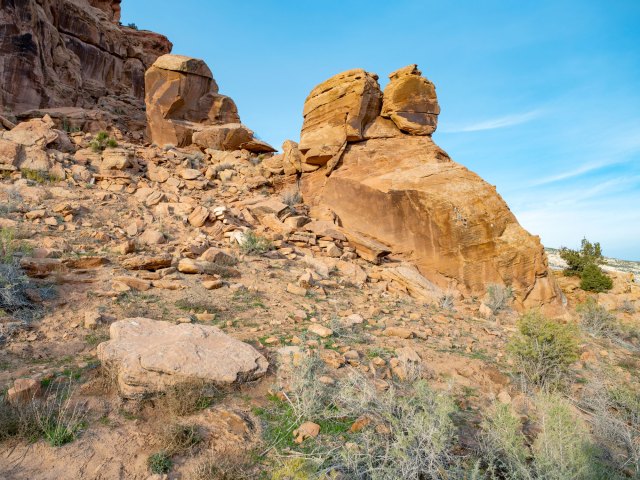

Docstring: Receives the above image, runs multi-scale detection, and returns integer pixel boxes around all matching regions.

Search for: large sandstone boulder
[97,318,269,398]
[381,65,440,135]
[0,0,171,114]
[299,69,382,166]
[299,65,562,310]
[145,54,274,152]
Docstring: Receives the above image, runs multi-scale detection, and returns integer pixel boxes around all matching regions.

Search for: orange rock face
[300,66,562,309]
[0,0,171,114]
[145,54,274,152]
[299,69,383,166]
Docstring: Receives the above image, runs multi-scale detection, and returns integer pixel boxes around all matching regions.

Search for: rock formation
[0,0,171,129]
[97,318,269,398]
[145,54,274,152]
[298,65,562,309]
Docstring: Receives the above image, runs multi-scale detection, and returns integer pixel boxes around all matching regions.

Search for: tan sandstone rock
[145,54,274,152]
[299,66,561,310]
[97,318,268,398]
[381,64,440,135]
[299,69,382,166]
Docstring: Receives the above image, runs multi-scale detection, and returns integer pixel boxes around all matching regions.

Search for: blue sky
[122,1,640,260]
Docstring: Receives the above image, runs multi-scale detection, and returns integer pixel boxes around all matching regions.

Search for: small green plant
[148,451,172,474]
[560,238,612,292]
[239,230,273,256]
[89,131,118,153]
[507,311,579,389]
[127,22,138,30]
[0,227,15,263]
[577,297,618,337]
[21,169,51,184]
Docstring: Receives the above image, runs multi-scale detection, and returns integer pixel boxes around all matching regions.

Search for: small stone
[138,229,166,246]
[383,327,414,339]
[44,217,58,226]
[84,311,103,329]
[287,283,308,296]
[8,378,41,404]
[202,279,224,290]
[293,421,320,444]
[308,324,333,338]
[350,415,372,433]
[497,390,512,404]
[114,276,151,291]
[479,303,493,318]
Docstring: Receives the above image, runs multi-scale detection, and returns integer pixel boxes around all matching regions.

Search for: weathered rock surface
[0,0,171,116]
[300,65,561,309]
[145,54,274,152]
[299,69,382,166]
[97,318,269,398]
[381,64,440,135]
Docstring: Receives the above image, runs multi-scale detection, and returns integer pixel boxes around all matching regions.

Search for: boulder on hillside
[299,65,562,311]
[97,318,269,398]
[145,54,275,153]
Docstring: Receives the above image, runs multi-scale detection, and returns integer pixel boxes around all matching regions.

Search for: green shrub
[507,311,579,389]
[579,263,613,292]
[560,237,604,275]
[148,451,172,474]
[560,238,612,292]
[239,230,273,256]
[90,131,118,153]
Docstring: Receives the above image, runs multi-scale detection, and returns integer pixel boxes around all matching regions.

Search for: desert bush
[481,394,607,480]
[239,230,273,256]
[579,263,613,292]
[281,189,303,208]
[157,422,201,455]
[189,453,256,480]
[0,395,41,443]
[0,381,85,446]
[480,403,531,479]
[334,373,458,479]
[284,354,331,422]
[156,381,222,417]
[439,293,456,311]
[507,311,579,389]
[148,451,172,474]
[619,300,636,314]
[485,284,513,314]
[90,131,118,153]
[577,297,618,337]
[584,378,640,477]
[0,229,41,319]
[21,168,53,184]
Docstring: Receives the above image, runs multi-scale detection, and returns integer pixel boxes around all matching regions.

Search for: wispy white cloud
[529,160,613,186]
[441,109,544,133]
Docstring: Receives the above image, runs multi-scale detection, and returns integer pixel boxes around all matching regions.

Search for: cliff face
[0,0,172,114]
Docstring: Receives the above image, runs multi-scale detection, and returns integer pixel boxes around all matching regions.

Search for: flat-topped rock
[97,318,269,398]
